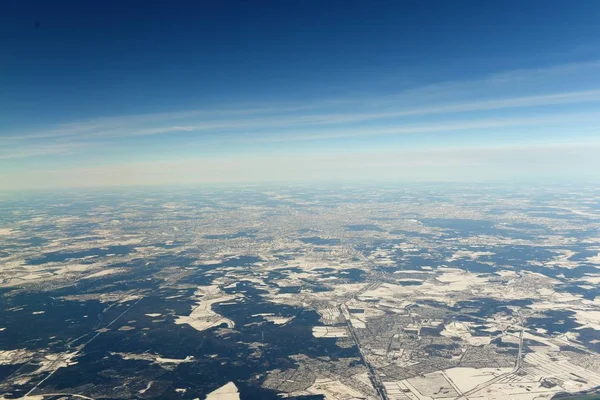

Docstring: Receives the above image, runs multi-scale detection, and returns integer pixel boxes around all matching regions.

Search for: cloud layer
[2,60,600,188]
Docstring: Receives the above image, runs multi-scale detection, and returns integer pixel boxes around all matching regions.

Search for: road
[339,303,389,400]
[458,318,525,399]
[24,292,144,398]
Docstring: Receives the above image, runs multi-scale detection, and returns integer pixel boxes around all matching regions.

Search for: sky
[1,0,600,189]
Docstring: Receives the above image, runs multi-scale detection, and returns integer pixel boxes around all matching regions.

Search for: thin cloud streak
[3,111,600,160]
[3,59,600,143]
[3,89,600,144]
[217,111,600,144]
[2,59,600,171]
[0,143,86,160]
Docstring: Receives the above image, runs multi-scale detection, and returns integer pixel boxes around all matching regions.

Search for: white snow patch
[174,286,239,332]
[84,268,124,279]
[205,381,240,400]
[312,327,348,338]
[444,367,512,393]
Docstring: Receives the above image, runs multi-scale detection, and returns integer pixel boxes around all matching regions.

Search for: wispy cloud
[486,60,600,84]
[2,60,600,162]
[3,89,600,144]
[0,143,85,160]
[235,111,600,143]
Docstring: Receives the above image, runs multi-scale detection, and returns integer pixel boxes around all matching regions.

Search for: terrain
[1,184,600,400]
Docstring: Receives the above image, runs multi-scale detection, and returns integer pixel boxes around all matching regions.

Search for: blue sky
[1,0,600,189]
